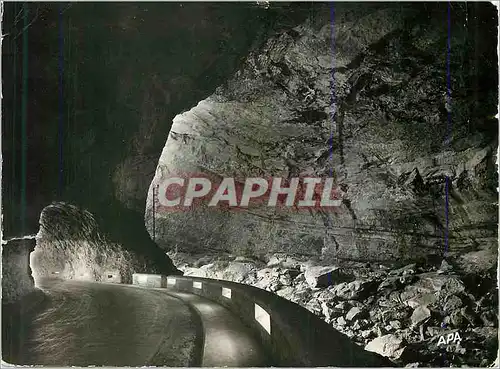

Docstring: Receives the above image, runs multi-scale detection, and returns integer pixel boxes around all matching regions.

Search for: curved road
[6,278,267,367]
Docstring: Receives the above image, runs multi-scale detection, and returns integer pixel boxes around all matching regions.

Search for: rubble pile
[174,251,498,367]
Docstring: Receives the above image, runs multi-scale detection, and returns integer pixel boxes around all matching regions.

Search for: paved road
[4,278,267,366]
[168,291,268,367]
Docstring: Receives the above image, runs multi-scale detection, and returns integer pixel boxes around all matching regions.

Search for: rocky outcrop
[146,3,498,262]
[32,203,178,284]
[170,251,498,367]
[2,238,36,303]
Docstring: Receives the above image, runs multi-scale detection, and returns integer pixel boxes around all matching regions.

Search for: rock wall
[2,238,36,304]
[32,202,179,284]
[3,2,310,240]
[3,3,313,282]
[146,3,498,261]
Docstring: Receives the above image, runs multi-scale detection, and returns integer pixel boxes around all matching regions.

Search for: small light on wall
[193,281,202,289]
[222,287,232,299]
[167,277,176,286]
[254,303,271,334]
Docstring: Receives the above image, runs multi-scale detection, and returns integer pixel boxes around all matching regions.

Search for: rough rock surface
[365,334,404,358]
[146,3,497,261]
[4,2,312,239]
[170,251,498,367]
[2,238,37,303]
[32,203,178,284]
[304,266,351,288]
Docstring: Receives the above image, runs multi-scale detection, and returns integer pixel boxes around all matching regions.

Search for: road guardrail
[157,275,394,367]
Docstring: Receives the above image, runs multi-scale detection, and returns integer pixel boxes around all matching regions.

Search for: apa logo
[437,332,462,346]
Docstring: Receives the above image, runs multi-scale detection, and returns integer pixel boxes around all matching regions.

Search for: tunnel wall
[2,238,36,304]
[161,275,393,367]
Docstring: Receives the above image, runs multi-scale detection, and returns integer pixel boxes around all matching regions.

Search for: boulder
[411,306,431,326]
[346,306,365,321]
[305,298,323,315]
[439,259,453,273]
[276,286,295,300]
[448,311,466,328]
[337,316,347,326]
[378,276,405,292]
[316,289,336,303]
[480,309,497,327]
[334,279,379,300]
[321,302,344,320]
[279,273,293,286]
[183,267,209,278]
[382,306,412,322]
[389,320,402,330]
[219,262,256,283]
[405,293,438,308]
[443,295,463,313]
[335,301,351,311]
[414,272,465,295]
[365,334,404,358]
[304,266,350,288]
[390,264,417,277]
[361,329,376,339]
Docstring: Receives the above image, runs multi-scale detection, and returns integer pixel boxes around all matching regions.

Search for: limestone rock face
[32,202,177,284]
[146,3,497,261]
[2,238,36,303]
